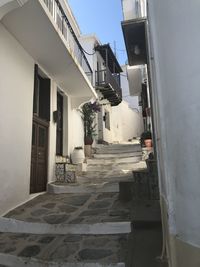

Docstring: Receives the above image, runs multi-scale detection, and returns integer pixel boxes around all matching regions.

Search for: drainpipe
[145,0,168,264]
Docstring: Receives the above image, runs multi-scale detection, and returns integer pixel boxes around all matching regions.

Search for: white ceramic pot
[71,148,85,164]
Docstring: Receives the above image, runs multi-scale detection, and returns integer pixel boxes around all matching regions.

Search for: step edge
[0,253,125,267]
[0,218,131,235]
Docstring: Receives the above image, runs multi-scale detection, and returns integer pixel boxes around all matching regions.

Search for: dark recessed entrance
[30,65,50,194]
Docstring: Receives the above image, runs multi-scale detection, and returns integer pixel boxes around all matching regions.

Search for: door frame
[30,64,50,194]
[30,116,49,194]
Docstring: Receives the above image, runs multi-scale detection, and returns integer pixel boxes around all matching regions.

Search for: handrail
[43,0,93,83]
[95,68,122,98]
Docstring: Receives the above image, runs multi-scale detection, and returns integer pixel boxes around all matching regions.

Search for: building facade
[122,0,200,266]
[0,0,97,215]
[81,35,143,143]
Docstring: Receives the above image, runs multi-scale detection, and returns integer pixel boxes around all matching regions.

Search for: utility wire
[80,46,96,56]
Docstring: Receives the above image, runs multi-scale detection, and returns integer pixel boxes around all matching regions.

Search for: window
[33,65,50,121]
[105,111,110,130]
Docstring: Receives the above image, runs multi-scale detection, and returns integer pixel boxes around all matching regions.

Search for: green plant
[80,102,100,144]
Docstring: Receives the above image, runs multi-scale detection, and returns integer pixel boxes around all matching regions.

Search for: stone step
[4,193,131,230]
[96,148,141,154]
[86,162,142,172]
[87,156,142,165]
[95,144,141,154]
[131,200,161,229]
[0,232,128,267]
[0,217,131,236]
[48,182,119,194]
[93,151,142,159]
[95,143,140,149]
[81,161,146,179]
[81,171,133,179]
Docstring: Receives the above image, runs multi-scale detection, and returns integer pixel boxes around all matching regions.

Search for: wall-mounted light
[134,44,141,55]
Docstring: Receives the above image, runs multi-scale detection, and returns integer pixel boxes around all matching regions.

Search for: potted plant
[80,101,100,157]
[140,131,152,148]
[81,101,100,145]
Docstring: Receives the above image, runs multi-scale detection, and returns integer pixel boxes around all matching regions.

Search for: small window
[105,111,110,130]
[33,65,50,121]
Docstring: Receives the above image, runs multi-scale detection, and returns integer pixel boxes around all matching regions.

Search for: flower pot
[71,148,85,164]
[144,139,152,148]
[84,136,93,145]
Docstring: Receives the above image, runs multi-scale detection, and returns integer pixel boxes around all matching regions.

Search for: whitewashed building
[122,0,200,266]
[0,0,97,215]
[81,35,143,143]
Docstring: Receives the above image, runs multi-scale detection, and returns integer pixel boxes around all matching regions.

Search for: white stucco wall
[80,35,104,88]
[48,81,57,184]
[121,65,140,110]
[0,22,74,214]
[148,0,200,251]
[99,103,113,144]
[122,0,146,20]
[67,99,84,155]
[79,36,96,76]
[112,101,143,142]
[0,23,34,215]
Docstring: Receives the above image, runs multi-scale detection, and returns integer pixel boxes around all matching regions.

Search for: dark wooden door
[30,117,48,193]
[56,92,63,155]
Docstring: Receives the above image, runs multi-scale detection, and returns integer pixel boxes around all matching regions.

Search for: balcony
[122,18,147,66]
[1,0,97,103]
[95,68,122,106]
[95,44,122,106]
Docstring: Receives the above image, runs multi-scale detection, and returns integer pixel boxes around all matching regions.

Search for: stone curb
[47,183,119,194]
[87,156,142,165]
[0,253,125,267]
[0,218,131,235]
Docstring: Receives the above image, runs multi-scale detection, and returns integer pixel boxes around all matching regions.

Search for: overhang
[95,44,123,73]
[122,18,147,66]
[2,0,97,99]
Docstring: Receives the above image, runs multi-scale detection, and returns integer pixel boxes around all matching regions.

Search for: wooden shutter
[39,78,51,121]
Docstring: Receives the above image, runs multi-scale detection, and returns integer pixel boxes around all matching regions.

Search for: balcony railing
[95,68,122,99]
[43,0,92,83]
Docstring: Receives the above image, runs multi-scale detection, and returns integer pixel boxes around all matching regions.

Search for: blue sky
[68,0,127,65]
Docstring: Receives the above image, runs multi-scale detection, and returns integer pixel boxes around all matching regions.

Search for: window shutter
[33,64,39,115]
[39,78,51,121]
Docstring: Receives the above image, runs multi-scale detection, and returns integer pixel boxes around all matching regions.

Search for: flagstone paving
[5,192,131,224]
[0,232,128,265]
[0,143,163,266]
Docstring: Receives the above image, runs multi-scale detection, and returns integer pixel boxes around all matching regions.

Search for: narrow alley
[1,0,199,266]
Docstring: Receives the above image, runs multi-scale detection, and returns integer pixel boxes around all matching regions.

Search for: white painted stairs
[83,143,144,179]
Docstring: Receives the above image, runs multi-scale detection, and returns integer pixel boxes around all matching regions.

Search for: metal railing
[95,69,122,99]
[43,0,93,83]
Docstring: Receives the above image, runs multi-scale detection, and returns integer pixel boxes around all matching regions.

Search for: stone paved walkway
[0,143,160,266]
[1,190,133,266]
[0,232,128,265]
[5,192,131,225]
